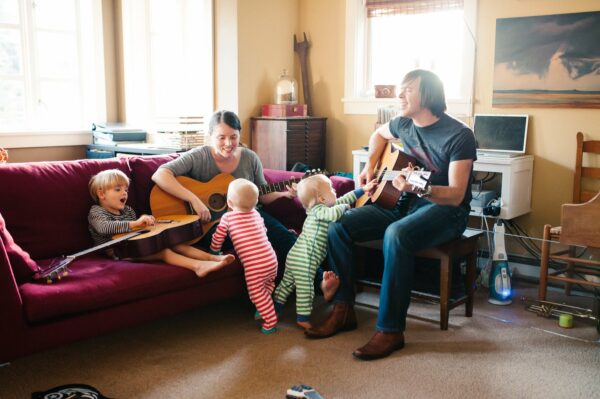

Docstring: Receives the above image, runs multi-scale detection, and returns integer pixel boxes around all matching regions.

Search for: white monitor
[473,114,529,157]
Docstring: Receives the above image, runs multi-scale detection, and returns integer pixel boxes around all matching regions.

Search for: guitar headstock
[302,169,332,179]
[33,256,73,284]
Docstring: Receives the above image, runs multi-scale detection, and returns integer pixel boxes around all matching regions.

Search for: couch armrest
[0,235,28,362]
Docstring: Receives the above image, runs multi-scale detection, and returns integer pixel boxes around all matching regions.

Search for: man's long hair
[402,69,447,117]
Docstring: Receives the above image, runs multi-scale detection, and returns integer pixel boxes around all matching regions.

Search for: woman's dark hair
[402,69,447,117]
[208,110,242,134]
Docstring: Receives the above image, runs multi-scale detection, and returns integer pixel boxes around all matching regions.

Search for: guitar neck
[73,231,143,258]
[258,178,300,196]
[379,170,409,182]
[379,169,431,190]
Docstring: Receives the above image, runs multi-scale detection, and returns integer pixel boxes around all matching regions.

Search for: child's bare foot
[194,255,235,278]
[321,271,340,302]
[297,320,312,330]
[210,253,235,263]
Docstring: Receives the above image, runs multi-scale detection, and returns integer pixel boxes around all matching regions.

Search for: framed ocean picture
[493,11,600,108]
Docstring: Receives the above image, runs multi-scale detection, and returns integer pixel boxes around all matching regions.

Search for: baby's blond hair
[227,178,259,212]
[89,169,130,204]
[297,174,330,209]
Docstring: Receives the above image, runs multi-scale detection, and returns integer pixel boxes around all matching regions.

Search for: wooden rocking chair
[538,132,600,300]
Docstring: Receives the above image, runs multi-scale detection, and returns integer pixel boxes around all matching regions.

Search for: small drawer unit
[251,116,326,170]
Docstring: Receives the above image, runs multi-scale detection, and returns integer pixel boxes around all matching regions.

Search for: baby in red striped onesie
[210,178,279,333]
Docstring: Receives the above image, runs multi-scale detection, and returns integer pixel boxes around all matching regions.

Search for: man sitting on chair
[306,69,477,360]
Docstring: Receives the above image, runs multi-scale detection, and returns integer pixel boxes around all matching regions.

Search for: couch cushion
[0,212,39,282]
[0,158,131,261]
[127,154,179,215]
[262,169,355,231]
[20,253,243,323]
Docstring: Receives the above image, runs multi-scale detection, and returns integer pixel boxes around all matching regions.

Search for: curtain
[365,0,464,17]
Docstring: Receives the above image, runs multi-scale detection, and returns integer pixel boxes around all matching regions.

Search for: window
[344,0,477,116]
[121,0,213,130]
[0,0,105,131]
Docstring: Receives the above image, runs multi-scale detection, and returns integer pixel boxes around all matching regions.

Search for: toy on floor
[286,384,324,399]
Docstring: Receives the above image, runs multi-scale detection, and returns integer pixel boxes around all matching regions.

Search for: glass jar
[274,69,298,104]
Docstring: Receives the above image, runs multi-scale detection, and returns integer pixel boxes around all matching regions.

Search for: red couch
[0,155,354,362]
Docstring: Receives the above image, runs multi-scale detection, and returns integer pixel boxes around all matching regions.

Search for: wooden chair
[538,132,600,300]
[355,229,484,330]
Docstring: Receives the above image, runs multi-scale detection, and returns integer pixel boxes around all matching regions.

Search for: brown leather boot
[304,303,357,339]
[352,331,405,360]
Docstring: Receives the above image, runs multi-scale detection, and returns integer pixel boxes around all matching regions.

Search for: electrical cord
[474,219,599,295]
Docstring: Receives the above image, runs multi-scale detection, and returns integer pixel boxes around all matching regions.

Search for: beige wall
[474,0,600,235]
[6,147,86,163]
[7,0,600,238]
[298,0,600,237]
[235,0,299,144]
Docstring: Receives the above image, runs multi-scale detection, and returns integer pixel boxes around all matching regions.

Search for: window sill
[342,97,473,117]
[0,130,92,149]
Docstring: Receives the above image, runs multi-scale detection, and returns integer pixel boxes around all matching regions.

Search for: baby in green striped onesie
[273,174,376,330]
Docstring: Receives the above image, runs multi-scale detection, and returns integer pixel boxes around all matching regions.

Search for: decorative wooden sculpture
[294,32,313,116]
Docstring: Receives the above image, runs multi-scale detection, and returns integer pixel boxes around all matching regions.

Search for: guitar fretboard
[258,178,301,196]
[380,169,431,189]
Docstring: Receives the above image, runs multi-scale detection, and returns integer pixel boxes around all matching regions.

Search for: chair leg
[465,250,476,317]
[439,255,451,330]
[564,246,576,296]
[538,224,552,300]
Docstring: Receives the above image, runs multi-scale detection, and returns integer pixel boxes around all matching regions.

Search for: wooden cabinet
[250,116,326,170]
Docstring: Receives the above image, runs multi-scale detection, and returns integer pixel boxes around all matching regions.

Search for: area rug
[32,384,112,399]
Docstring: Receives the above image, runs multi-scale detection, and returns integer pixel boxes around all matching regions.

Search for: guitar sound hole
[208,194,227,211]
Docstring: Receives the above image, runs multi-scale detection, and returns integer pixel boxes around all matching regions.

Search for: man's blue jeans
[326,196,468,332]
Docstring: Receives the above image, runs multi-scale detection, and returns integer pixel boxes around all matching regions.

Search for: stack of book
[152,116,205,150]
[92,123,147,145]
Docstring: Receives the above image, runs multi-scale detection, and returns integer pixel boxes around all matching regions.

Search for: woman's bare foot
[297,320,312,330]
[321,271,340,302]
[194,255,235,278]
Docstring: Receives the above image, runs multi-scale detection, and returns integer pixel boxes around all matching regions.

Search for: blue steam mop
[488,220,512,305]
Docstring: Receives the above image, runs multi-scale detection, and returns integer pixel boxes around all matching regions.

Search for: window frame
[0,0,106,148]
[342,0,477,117]
[120,0,214,130]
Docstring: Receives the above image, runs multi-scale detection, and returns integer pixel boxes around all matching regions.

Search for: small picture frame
[374,85,396,98]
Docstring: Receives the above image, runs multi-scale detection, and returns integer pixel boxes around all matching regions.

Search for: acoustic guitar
[149,171,326,239]
[356,142,431,209]
[34,215,201,283]
[111,215,201,258]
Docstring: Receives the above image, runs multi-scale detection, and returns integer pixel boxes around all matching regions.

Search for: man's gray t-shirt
[388,113,477,209]
[159,146,268,186]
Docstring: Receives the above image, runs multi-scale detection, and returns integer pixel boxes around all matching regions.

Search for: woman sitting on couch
[151,110,297,274]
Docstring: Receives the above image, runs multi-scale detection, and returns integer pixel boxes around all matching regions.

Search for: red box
[261,104,307,117]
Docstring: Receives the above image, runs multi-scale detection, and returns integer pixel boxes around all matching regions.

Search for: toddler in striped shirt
[273,174,376,330]
[210,178,279,333]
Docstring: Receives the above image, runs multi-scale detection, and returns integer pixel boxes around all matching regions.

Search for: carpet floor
[1,282,598,399]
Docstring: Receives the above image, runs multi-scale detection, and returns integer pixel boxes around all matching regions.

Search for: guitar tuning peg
[46,277,52,284]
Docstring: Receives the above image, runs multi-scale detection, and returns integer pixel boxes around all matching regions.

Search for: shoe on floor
[304,303,357,338]
[352,331,405,360]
